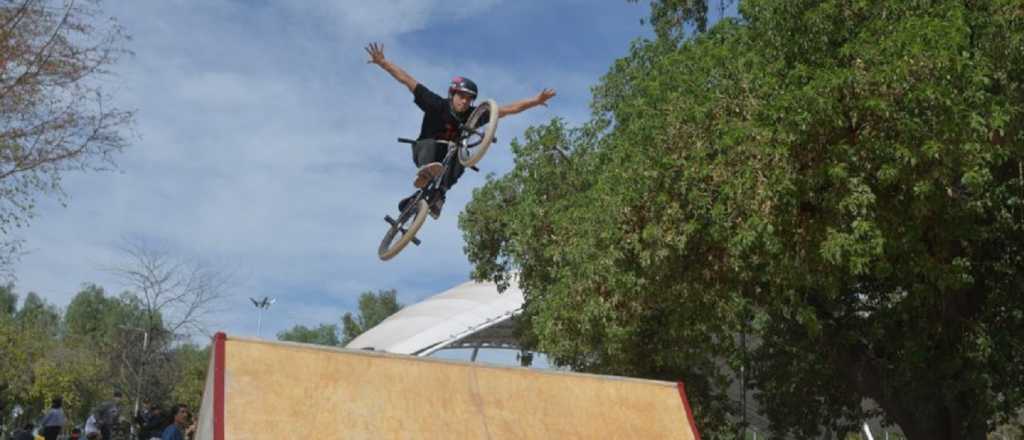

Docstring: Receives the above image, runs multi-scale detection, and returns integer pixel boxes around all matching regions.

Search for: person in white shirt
[84,414,100,437]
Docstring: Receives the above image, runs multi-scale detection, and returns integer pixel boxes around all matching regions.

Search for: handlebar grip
[397,137,416,144]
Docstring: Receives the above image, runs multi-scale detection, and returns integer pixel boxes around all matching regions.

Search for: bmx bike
[377,98,499,261]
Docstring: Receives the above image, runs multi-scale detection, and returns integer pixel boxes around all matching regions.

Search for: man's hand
[535,88,557,107]
[365,42,418,92]
[365,42,386,66]
[498,88,558,118]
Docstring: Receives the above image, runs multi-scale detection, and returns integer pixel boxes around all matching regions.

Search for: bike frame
[404,137,472,209]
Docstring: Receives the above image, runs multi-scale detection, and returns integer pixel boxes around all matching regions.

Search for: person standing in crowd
[138,405,164,440]
[39,397,66,440]
[12,423,35,440]
[134,401,149,427]
[160,405,194,440]
[92,391,123,440]
[84,412,100,438]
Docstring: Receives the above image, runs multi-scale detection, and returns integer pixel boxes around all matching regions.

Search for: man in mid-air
[365,42,556,218]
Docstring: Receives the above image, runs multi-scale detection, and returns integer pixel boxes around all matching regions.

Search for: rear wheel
[378,199,429,261]
[458,98,499,167]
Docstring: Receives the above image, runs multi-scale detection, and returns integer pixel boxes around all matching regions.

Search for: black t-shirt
[413,83,476,141]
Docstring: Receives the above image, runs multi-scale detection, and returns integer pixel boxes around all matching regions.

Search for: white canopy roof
[345,279,524,355]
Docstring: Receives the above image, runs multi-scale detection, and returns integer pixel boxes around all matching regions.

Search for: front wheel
[378,199,429,261]
[459,98,499,167]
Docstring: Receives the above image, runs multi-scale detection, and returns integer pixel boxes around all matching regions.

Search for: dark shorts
[41,426,60,440]
[412,138,464,190]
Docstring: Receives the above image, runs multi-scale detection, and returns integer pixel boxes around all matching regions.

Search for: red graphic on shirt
[442,123,457,141]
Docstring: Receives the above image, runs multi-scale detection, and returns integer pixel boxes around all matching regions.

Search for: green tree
[169,343,209,413]
[277,323,340,346]
[627,0,736,38]
[0,283,16,317]
[16,292,61,335]
[461,1,1024,439]
[63,284,174,421]
[341,289,402,346]
[26,344,107,425]
[0,289,100,427]
[64,284,127,343]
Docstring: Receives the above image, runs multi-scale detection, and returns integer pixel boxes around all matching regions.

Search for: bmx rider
[365,42,556,218]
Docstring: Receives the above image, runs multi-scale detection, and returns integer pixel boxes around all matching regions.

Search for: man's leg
[412,139,439,167]
[430,142,464,218]
[440,158,465,191]
[412,139,445,188]
[400,139,438,212]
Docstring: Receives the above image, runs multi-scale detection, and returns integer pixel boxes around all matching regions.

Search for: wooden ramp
[196,333,701,439]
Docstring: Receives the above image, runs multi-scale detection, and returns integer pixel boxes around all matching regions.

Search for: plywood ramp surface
[197,333,700,439]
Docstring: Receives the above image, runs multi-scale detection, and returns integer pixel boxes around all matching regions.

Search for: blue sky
[12,1,656,353]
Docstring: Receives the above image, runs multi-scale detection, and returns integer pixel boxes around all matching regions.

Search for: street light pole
[250,297,275,338]
[257,307,264,337]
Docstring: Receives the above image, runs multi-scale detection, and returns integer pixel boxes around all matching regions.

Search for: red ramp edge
[677,382,702,440]
[213,332,227,440]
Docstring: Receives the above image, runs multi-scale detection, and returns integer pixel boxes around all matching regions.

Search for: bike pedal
[397,226,421,246]
[384,215,397,227]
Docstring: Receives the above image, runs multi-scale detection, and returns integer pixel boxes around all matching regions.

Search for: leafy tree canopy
[461,1,1024,438]
[277,323,340,347]
[342,289,403,346]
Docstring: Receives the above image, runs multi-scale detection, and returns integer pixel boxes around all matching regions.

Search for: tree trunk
[891,413,987,440]
[849,348,988,440]
[871,388,988,440]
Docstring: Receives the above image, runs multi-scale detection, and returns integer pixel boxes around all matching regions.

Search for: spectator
[12,423,35,440]
[134,401,154,427]
[39,397,66,440]
[84,414,100,438]
[138,405,164,440]
[91,391,123,440]
[160,405,194,440]
[69,428,82,440]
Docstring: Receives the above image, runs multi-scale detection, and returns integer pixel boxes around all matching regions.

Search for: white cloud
[11,0,646,342]
[284,0,504,38]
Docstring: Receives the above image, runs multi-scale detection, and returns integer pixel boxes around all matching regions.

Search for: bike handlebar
[395,136,484,172]
[396,138,460,147]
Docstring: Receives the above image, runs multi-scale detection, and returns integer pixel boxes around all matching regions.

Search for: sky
[10,0,657,357]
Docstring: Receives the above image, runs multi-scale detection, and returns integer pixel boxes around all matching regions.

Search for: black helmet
[448,76,478,98]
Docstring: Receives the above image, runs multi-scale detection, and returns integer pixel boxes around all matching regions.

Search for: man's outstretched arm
[365,42,418,93]
[498,88,557,118]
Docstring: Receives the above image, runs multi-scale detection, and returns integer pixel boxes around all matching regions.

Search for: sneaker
[429,193,445,219]
[414,162,444,188]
